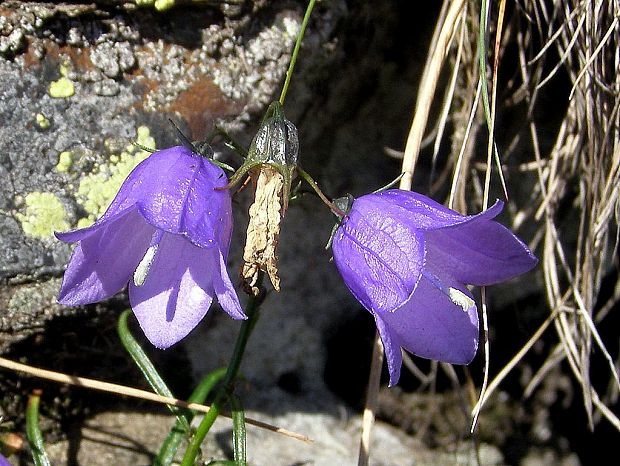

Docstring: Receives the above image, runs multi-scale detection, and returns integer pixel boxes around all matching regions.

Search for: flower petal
[373,313,403,386]
[426,209,538,286]
[55,205,138,244]
[132,146,232,249]
[128,233,241,348]
[211,250,246,320]
[355,190,471,229]
[332,207,425,313]
[381,274,479,366]
[60,147,232,250]
[58,208,154,305]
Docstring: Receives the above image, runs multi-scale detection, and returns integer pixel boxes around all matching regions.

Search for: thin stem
[180,292,262,466]
[26,390,51,466]
[279,0,317,106]
[297,167,347,217]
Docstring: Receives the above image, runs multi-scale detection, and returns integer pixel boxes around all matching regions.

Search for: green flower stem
[26,391,51,466]
[180,291,262,466]
[279,0,317,106]
[156,368,228,466]
[229,395,247,463]
[297,167,348,217]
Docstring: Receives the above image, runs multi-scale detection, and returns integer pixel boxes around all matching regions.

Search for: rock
[42,406,504,466]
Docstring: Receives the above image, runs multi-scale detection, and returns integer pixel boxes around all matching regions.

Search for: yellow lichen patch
[136,125,156,150]
[59,62,71,77]
[75,126,155,226]
[16,192,70,239]
[56,151,73,173]
[36,113,51,129]
[49,77,75,98]
[154,0,175,12]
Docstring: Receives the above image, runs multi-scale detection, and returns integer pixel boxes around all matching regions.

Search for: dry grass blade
[433,3,468,161]
[477,309,557,408]
[359,2,467,464]
[511,0,620,433]
[400,0,466,189]
[0,357,312,444]
[568,16,619,101]
[449,80,482,209]
[454,0,620,439]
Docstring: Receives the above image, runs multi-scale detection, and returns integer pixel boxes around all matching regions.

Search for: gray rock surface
[42,408,505,466]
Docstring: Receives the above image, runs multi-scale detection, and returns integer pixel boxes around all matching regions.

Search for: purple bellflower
[57,146,246,348]
[331,189,537,385]
[0,453,11,466]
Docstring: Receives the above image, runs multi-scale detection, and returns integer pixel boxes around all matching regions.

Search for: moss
[75,126,155,226]
[48,77,75,98]
[36,113,51,130]
[56,151,73,173]
[16,192,70,239]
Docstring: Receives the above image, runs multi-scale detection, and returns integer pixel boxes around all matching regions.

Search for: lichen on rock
[48,76,75,98]
[15,192,70,239]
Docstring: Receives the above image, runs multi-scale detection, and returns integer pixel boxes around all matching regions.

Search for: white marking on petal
[133,244,158,287]
[448,287,475,312]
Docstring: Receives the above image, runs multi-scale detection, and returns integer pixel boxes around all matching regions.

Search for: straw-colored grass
[360,0,620,460]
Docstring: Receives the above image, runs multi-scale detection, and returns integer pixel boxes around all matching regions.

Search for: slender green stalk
[297,167,348,217]
[26,391,51,466]
[279,0,317,106]
[156,367,228,466]
[180,293,262,466]
[477,0,507,201]
[478,0,491,126]
[229,395,247,464]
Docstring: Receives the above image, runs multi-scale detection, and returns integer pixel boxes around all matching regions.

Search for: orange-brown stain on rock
[166,78,242,141]
[22,40,96,72]
[19,37,242,134]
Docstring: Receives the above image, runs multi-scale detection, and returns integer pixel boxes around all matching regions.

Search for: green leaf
[117,309,190,432]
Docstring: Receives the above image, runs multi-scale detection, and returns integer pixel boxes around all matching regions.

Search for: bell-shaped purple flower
[331,190,537,385]
[56,146,246,348]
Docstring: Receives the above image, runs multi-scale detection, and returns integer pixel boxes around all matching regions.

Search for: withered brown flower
[228,102,298,294]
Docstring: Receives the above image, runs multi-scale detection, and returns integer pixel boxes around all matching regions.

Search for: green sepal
[225,101,299,205]
[325,194,354,250]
